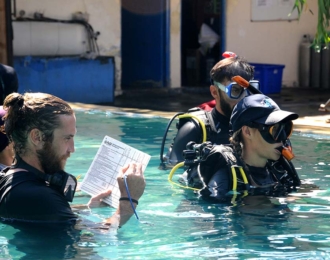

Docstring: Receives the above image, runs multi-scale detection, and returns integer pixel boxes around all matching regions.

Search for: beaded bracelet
[119,197,138,205]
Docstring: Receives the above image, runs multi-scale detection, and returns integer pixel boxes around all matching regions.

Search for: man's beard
[219,90,233,118]
[37,140,65,174]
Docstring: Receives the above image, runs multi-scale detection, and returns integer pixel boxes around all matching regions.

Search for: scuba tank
[310,36,321,89]
[321,42,330,89]
[159,111,208,170]
[299,34,311,88]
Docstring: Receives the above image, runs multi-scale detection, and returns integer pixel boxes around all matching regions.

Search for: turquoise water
[1,109,330,259]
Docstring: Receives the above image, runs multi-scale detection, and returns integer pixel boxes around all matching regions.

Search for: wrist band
[119,197,138,205]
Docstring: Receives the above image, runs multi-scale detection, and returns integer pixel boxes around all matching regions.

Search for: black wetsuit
[0,159,77,224]
[0,64,19,104]
[165,108,230,167]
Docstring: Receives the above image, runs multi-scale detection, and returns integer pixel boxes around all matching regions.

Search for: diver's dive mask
[211,79,260,99]
[248,121,295,161]
[44,170,77,202]
[213,81,246,99]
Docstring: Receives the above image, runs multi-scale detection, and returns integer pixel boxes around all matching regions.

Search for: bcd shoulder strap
[0,169,33,203]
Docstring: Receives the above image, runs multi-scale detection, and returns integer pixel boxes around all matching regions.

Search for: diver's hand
[87,189,112,208]
[117,163,146,202]
[103,163,146,228]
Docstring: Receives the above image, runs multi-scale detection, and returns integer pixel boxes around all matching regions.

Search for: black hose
[248,84,262,95]
[159,112,185,166]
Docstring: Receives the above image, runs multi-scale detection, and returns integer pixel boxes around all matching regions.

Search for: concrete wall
[11,0,319,91]
[13,0,122,93]
[13,0,182,92]
[226,0,318,87]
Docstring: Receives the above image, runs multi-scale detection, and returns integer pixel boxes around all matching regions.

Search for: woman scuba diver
[195,93,301,203]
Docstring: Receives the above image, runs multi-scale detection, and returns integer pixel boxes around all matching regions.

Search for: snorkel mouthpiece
[281,140,295,161]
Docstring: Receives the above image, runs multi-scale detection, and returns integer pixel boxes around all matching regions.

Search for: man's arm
[104,200,137,228]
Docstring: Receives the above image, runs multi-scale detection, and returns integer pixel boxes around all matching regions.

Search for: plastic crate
[249,63,285,94]
[14,56,115,103]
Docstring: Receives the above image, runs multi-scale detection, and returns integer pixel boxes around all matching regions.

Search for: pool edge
[69,102,330,134]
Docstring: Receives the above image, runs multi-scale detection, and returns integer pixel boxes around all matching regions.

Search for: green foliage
[292,0,330,51]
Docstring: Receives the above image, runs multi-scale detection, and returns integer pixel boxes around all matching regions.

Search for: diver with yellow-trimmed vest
[170,94,301,203]
[160,52,257,170]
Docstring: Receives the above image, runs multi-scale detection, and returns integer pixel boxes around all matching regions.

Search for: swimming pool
[1,109,330,259]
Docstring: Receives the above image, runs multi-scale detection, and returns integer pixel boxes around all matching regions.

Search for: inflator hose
[160,113,207,167]
[159,112,185,166]
[168,162,201,191]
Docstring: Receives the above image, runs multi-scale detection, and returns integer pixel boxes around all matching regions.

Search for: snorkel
[232,75,295,161]
[279,139,295,161]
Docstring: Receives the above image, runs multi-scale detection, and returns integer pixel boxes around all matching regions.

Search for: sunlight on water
[2,109,330,259]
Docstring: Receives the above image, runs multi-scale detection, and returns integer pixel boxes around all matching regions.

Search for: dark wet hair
[210,56,254,83]
[230,129,243,158]
[230,129,249,171]
[3,92,74,155]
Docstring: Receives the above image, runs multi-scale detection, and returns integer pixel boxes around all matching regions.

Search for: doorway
[121,0,169,89]
[181,0,224,87]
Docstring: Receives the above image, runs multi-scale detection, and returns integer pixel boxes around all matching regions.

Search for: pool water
[1,109,330,259]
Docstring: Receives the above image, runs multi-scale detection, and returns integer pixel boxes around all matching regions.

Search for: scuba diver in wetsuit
[188,94,301,203]
[160,52,256,169]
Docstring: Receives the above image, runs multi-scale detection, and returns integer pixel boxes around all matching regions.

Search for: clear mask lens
[230,84,245,98]
[269,122,293,141]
